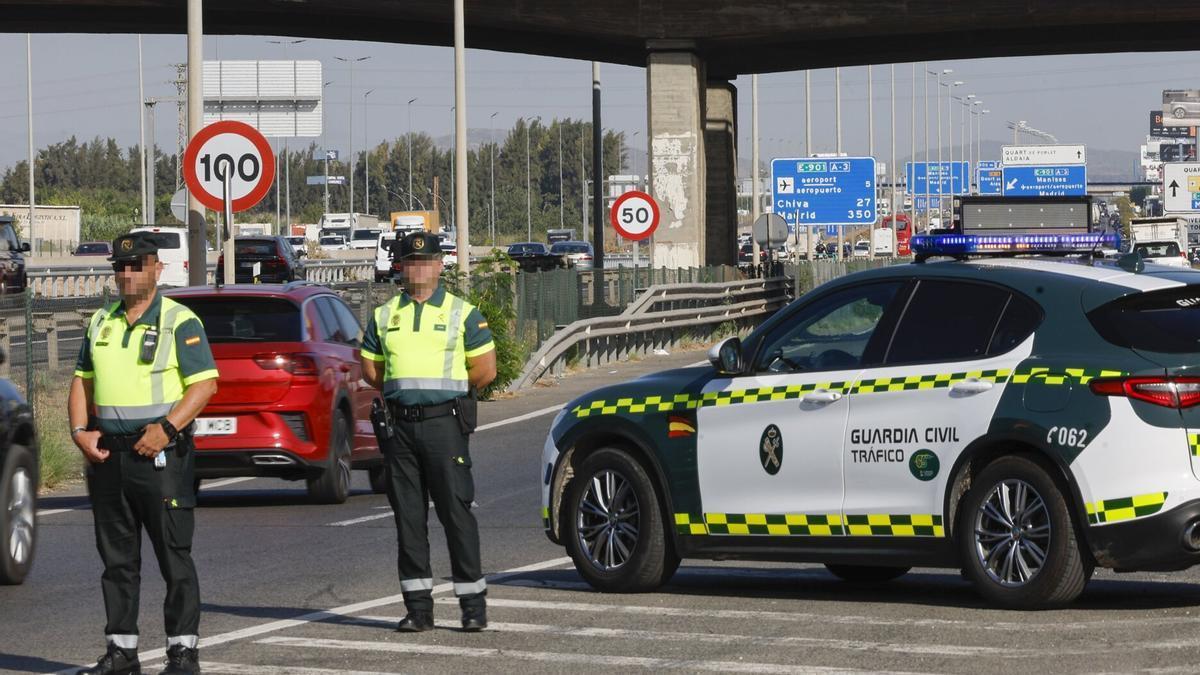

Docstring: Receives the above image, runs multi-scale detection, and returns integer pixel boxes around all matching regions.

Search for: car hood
[552,365,716,442]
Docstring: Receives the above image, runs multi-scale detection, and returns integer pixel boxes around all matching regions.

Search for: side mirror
[708,336,745,376]
[19,242,30,252]
[296,249,307,257]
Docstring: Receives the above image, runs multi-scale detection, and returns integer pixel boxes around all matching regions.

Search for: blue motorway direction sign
[905,161,969,195]
[977,160,1000,170]
[977,168,1003,195]
[771,157,877,228]
[914,195,948,213]
[1001,165,1087,197]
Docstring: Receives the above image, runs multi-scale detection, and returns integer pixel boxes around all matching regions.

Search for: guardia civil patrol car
[541,229,1200,609]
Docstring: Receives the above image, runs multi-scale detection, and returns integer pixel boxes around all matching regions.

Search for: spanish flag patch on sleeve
[478,321,488,329]
[185,336,201,346]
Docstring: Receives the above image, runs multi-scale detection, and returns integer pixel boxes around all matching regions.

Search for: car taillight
[253,353,319,378]
[1090,377,1200,409]
[184,260,189,271]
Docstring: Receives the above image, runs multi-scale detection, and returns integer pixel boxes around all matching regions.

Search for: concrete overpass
[7,1,1198,266]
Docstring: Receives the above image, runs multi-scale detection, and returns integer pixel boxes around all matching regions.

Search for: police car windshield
[173,297,301,343]
[1088,286,1200,354]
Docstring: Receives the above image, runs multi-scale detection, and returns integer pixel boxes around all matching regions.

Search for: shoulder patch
[185,335,201,346]
[478,321,488,329]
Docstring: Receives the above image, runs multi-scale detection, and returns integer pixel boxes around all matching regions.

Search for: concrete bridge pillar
[646,44,739,269]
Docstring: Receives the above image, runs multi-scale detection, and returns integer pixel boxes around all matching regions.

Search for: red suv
[164,283,384,503]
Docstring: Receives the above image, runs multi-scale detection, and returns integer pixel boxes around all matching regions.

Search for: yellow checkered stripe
[1086,491,1168,525]
[1189,433,1200,457]
[572,383,852,418]
[1011,367,1125,386]
[674,513,944,537]
[851,369,1010,394]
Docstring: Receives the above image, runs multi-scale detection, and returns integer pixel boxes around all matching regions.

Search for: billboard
[1162,90,1200,127]
[204,60,323,138]
[1150,110,1196,138]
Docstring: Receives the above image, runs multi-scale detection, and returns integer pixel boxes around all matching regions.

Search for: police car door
[696,281,906,534]
[841,279,1039,537]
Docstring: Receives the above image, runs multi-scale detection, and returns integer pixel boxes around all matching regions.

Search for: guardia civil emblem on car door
[759,424,783,475]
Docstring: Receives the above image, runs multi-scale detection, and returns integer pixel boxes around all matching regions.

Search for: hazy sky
[0,32,1193,175]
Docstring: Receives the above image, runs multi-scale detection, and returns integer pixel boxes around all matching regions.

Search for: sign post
[183,120,275,286]
[610,190,660,270]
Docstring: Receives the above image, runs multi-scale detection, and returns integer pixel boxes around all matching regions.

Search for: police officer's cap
[392,232,443,260]
[109,231,167,262]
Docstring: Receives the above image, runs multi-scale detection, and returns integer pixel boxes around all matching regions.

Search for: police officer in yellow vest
[68,232,219,675]
[361,231,497,632]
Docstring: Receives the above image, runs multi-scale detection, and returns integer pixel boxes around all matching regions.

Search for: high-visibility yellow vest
[366,287,490,405]
[79,295,206,433]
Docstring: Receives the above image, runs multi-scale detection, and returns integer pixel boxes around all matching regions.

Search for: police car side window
[885,280,1010,365]
[988,293,1042,355]
[755,282,903,374]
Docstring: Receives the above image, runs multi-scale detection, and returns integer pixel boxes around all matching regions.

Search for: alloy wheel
[973,478,1052,587]
[576,469,640,571]
[7,467,34,566]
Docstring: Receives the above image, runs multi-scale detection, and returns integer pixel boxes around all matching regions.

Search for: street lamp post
[334,55,371,214]
[450,106,455,232]
[407,97,417,211]
[267,38,307,229]
[363,89,373,212]
[946,81,963,196]
[526,119,531,241]
[490,111,497,247]
[835,67,843,155]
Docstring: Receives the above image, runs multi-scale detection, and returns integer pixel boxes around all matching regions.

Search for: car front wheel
[563,447,677,593]
[958,455,1091,609]
[0,445,37,584]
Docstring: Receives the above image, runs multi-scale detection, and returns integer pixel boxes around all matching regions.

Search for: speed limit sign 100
[610,190,660,241]
[183,120,276,213]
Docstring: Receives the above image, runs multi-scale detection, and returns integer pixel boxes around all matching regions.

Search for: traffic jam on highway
[11,44,1200,675]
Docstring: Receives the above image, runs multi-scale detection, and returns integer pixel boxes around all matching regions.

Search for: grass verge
[30,369,83,490]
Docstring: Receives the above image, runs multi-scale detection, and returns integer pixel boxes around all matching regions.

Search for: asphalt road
[7,346,1200,675]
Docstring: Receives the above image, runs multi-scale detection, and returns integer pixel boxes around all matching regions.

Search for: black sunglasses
[112,260,145,273]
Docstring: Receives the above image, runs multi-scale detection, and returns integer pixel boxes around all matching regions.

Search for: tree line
[0,118,630,245]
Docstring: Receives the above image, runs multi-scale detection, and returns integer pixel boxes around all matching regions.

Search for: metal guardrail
[508,277,792,391]
[26,259,374,298]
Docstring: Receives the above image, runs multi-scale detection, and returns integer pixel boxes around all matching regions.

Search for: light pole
[867,64,874,158]
[334,55,370,214]
[268,38,306,229]
[321,80,333,214]
[363,88,373,213]
[835,67,843,154]
[910,62,916,231]
[382,186,425,211]
[490,112,497,247]
[946,81,962,195]
[450,105,455,232]
[889,63,895,248]
[137,35,146,223]
[979,108,989,169]
[407,97,417,211]
[26,33,34,249]
[525,116,540,241]
[558,122,564,229]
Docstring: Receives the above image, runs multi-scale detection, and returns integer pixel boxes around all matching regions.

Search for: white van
[130,226,189,287]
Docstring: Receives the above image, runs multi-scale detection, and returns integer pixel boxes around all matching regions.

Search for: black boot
[461,605,487,632]
[157,645,199,675]
[396,611,434,632]
[77,644,141,675]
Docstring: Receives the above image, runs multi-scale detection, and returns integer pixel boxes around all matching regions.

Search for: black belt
[99,425,193,451]
[387,398,458,422]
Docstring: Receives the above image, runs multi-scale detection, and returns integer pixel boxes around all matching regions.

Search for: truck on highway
[881,213,912,255]
[1130,216,1189,267]
[389,210,440,234]
[319,213,379,241]
[871,227,895,257]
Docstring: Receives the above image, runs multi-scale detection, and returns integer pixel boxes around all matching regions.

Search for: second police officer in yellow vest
[361,231,497,632]
[69,232,219,675]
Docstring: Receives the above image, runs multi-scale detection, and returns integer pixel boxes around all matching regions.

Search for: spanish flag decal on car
[668,415,696,438]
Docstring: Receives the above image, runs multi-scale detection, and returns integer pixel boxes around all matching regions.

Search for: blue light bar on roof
[911,232,1121,257]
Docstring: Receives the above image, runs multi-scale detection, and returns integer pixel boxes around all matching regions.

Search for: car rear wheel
[824,564,910,583]
[0,445,37,585]
[958,455,1091,609]
[563,448,677,593]
[308,414,352,504]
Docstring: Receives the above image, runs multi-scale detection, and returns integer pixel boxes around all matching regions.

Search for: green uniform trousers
[383,408,485,613]
[86,433,200,645]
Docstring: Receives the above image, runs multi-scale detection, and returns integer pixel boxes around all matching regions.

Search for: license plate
[195,417,237,435]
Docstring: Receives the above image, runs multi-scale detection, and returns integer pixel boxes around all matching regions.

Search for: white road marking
[203,663,405,675]
[327,512,393,527]
[353,618,1016,657]
[255,636,934,675]
[200,477,258,490]
[53,556,572,674]
[35,508,75,517]
[475,404,562,432]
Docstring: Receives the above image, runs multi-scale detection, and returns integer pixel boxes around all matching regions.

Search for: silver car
[550,241,595,269]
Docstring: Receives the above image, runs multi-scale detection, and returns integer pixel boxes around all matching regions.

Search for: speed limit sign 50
[183,120,276,213]
[610,190,660,241]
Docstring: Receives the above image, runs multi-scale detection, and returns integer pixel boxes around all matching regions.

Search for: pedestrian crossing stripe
[674,512,944,537]
[1189,433,1200,457]
[1086,491,1168,524]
